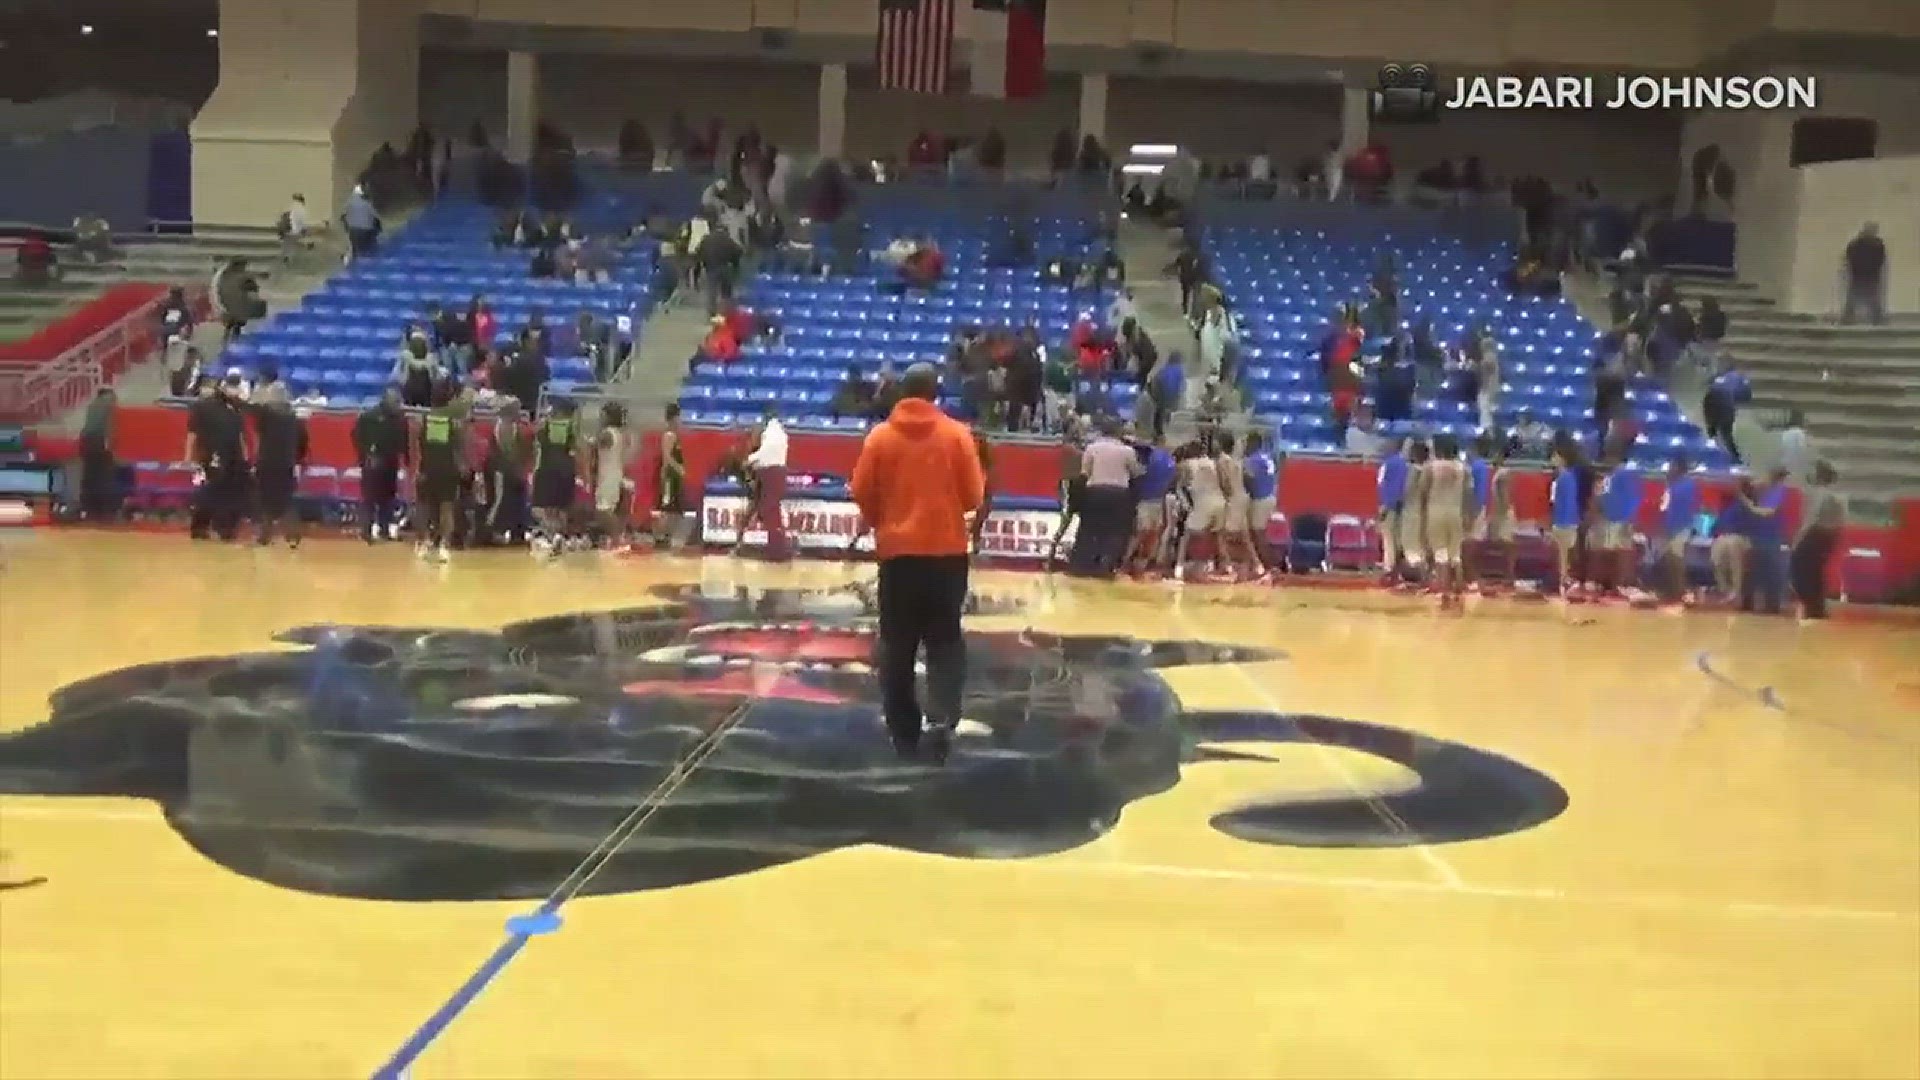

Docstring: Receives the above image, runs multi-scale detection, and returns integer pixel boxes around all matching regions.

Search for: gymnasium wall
[415,49,1680,199]
[1778,155,1919,313]
[191,0,420,228]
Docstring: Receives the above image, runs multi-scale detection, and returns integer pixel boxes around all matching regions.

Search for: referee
[850,363,985,764]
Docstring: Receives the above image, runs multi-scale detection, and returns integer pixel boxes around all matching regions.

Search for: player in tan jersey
[1174,441,1227,582]
[1420,433,1473,606]
[1214,433,1256,580]
[1398,439,1431,586]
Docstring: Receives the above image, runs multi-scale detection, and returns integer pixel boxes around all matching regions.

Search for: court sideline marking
[0,802,1907,924]
[1168,600,1470,891]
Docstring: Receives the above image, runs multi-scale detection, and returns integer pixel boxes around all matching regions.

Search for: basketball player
[1125,434,1178,577]
[1173,436,1227,583]
[1376,437,1409,584]
[1398,438,1432,588]
[1214,433,1258,580]
[1656,455,1701,609]
[1241,432,1279,578]
[650,403,689,550]
[1465,434,1494,589]
[413,382,467,562]
[481,399,533,547]
[1475,443,1519,591]
[968,427,996,555]
[590,401,631,549]
[1594,453,1644,598]
[1548,440,1584,598]
[1046,421,1086,566]
[1420,434,1471,607]
[530,398,581,558]
[250,385,309,548]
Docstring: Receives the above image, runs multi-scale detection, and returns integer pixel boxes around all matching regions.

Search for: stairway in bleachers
[1670,271,1920,507]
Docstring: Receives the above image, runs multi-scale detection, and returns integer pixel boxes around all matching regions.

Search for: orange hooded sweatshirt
[851,396,985,559]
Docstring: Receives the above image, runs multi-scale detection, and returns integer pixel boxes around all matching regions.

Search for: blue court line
[370,909,562,1080]
[1695,651,1786,711]
[367,694,757,1080]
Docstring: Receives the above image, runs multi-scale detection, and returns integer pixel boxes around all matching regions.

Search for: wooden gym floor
[0,532,1915,1079]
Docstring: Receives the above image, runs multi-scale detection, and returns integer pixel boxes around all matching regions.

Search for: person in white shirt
[1323,141,1345,202]
[1106,289,1136,332]
[744,406,791,561]
[1777,409,1812,480]
[1248,153,1271,182]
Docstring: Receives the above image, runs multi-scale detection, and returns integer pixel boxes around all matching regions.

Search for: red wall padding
[87,405,1920,590]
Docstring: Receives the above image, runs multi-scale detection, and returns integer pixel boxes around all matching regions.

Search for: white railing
[0,287,205,423]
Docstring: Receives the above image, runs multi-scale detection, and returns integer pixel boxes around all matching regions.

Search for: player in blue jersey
[1548,440,1585,598]
[1594,452,1644,598]
[1656,456,1701,609]
[1126,434,1180,576]
[1241,432,1280,579]
[1376,437,1409,583]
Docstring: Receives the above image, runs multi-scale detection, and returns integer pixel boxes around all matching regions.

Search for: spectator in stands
[902,237,946,291]
[694,314,742,374]
[1475,331,1502,431]
[430,303,472,371]
[14,233,58,287]
[293,385,329,409]
[1042,340,1075,431]
[393,328,441,407]
[342,184,381,263]
[1508,410,1552,460]
[1592,355,1628,438]
[1692,296,1728,370]
[1005,328,1044,432]
[1375,341,1417,424]
[696,220,742,314]
[618,120,653,172]
[276,195,311,265]
[168,344,205,398]
[1119,316,1158,383]
[211,258,261,344]
[72,212,115,264]
[870,363,903,422]
[1842,223,1887,324]
[1736,381,1792,463]
[574,234,615,285]
[1345,402,1385,456]
[1702,355,1749,463]
[1321,141,1345,201]
[1198,306,1235,385]
[465,295,498,354]
[1791,460,1844,620]
[833,364,875,419]
[1107,288,1137,332]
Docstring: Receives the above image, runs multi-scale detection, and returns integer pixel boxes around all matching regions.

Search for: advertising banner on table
[701,495,1075,557]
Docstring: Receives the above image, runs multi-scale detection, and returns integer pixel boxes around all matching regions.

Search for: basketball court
[1,532,1915,1079]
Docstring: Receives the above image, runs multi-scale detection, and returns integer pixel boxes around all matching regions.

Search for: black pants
[1069,484,1134,576]
[1791,526,1839,618]
[190,458,250,539]
[876,554,971,742]
[78,433,116,518]
[361,459,401,537]
[483,468,531,543]
[1703,395,1741,462]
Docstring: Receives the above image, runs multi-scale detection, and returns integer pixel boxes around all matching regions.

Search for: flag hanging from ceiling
[970,0,1047,99]
[877,0,956,95]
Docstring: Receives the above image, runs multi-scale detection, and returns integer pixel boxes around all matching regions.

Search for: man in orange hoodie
[851,363,985,763]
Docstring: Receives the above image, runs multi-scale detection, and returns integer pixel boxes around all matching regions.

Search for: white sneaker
[433,544,451,563]
[384,524,402,542]
[1172,565,1186,583]
[530,536,554,559]
[414,541,432,559]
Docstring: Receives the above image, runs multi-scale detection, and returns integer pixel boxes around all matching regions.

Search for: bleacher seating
[222,198,673,408]
[680,205,1117,428]
[1203,225,1732,471]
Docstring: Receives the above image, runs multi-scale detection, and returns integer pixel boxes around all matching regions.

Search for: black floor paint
[0,585,1568,901]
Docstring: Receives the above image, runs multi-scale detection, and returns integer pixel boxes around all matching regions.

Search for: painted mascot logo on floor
[0,585,1568,901]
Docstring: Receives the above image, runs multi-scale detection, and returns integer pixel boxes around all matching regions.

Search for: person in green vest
[529,398,582,558]
[413,380,467,563]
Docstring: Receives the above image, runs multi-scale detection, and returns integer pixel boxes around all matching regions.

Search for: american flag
[877,0,955,94]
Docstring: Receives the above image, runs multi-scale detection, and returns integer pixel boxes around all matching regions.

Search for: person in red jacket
[851,363,985,763]
[689,315,741,375]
